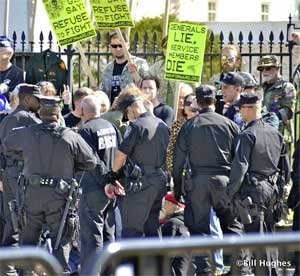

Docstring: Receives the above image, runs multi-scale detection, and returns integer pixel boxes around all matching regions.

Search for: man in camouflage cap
[257,55,296,144]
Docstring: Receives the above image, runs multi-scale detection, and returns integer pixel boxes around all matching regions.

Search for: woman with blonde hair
[92,90,111,114]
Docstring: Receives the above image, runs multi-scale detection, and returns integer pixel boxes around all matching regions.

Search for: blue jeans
[210,208,224,272]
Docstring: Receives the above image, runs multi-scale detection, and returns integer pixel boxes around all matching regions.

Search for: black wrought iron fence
[10,16,299,87]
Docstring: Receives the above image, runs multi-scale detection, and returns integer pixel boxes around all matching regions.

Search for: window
[261,3,269,21]
[208,1,216,22]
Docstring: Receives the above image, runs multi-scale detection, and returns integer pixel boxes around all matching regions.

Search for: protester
[257,55,296,144]
[101,32,149,103]
[0,36,24,102]
[149,36,176,106]
[140,75,174,128]
[63,87,92,128]
[160,192,191,276]
[92,90,111,114]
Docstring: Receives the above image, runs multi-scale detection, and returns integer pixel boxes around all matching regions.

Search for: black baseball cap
[195,85,216,100]
[39,96,62,115]
[220,72,244,86]
[238,93,262,107]
[0,36,13,48]
[18,84,41,97]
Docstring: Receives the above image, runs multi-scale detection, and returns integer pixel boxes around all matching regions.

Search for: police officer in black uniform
[0,36,24,100]
[173,85,250,275]
[220,72,244,127]
[105,90,169,238]
[77,95,122,273]
[227,93,290,276]
[0,84,41,254]
[3,96,96,274]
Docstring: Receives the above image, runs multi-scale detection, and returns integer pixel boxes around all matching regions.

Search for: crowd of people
[0,31,299,276]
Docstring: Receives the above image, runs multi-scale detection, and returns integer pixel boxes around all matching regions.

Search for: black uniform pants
[78,189,114,274]
[20,185,71,275]
[241,180,279,276]
[120,173,167,238]
[1,168,19,247]
[184,174,250,275]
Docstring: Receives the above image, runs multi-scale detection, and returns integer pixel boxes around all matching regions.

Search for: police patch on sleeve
[124,126,132,139]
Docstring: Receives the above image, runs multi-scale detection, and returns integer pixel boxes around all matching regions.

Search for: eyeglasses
[110,44,122,49]
[222,55,235,62]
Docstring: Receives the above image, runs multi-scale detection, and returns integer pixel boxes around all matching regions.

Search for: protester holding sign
[100,32,149,104]
[149,36,176,106]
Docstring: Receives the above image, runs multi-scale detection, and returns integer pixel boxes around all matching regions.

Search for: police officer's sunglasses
[110,44,123,49]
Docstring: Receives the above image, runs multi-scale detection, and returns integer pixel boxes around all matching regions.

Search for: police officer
[78,95,122,274]
[0,36,24,101]
[220,72,244,127]
[3,96,96,274]
[173,85,251,275]
[105,87,169,238]
[0,84,41,268]
[227,93,290,276]
[257,55,296,143]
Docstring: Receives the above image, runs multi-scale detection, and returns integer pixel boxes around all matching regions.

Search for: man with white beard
[257,55,296,143]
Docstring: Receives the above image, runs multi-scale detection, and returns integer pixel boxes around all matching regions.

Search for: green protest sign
[165,22,207,83]
[89,0,134,29]
[42,0,96,47]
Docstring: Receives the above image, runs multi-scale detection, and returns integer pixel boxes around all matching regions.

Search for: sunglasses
[110,44,122,49]
[262,67,273,71]
[222,55,235,62]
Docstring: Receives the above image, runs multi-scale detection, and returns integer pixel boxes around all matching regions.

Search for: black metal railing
[86,232,300,276]
[10,16,299,87]
[0,247,62,275]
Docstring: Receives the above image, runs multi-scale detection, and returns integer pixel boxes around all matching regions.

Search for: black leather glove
[104,171,119,185]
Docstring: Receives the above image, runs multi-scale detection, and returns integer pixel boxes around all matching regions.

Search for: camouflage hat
[257,55,281,71]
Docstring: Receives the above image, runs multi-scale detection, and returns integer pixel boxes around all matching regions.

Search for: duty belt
[27,175,59,187]
[141,165,165,176]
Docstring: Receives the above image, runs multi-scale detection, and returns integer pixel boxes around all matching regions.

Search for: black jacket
[25,49,68,95]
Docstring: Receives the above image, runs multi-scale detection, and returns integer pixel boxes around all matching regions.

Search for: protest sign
[42,0,96,47]
[165,22,207,83]
[90,0,134,28]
